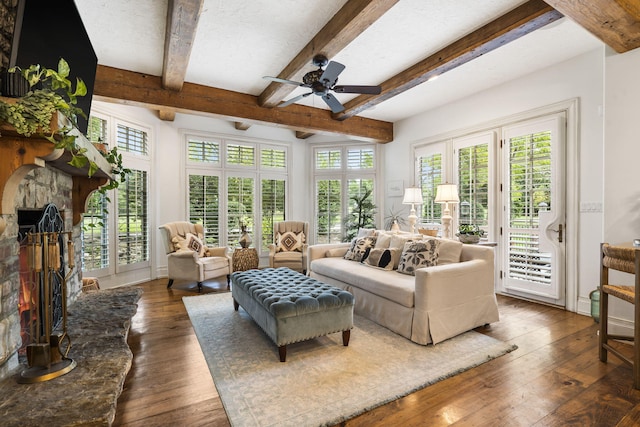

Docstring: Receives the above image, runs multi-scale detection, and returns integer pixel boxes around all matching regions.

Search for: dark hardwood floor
[113,278,640,427]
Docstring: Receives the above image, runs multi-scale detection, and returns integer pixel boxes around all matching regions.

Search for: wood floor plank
[112,281,638,427]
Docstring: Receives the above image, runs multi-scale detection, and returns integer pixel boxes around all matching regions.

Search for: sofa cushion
[397,240,440,275]
[344,236,376,262]
[363,248,402,270]
[201,256,229,271]
[422,236,463,265]
[389,234,416,250]
[357,228,376,238]
[310,257,415,307]
[374,232,392,249]
[276,231,305,252]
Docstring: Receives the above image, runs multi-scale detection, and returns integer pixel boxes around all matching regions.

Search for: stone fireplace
[0,165,83,381]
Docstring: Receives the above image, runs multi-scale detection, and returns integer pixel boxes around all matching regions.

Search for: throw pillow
[422,236,463,265]
[276,231,305,252]
[397,240,440,275]
[343,236,376,262]
[364,248,401,270]
[374,232,392,249]
[185,233,205,257]
[357,228,376,238]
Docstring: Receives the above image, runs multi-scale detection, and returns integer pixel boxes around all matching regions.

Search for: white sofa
[308,232,499,345]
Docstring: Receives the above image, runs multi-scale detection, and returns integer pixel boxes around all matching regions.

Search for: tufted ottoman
[231,267,354,362]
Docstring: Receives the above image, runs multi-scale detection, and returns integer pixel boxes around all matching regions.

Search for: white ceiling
[76,0,604,124]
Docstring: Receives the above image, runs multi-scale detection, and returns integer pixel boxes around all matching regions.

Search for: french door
[500,114,566,305]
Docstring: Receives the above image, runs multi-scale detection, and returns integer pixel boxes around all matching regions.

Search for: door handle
[549,224,563,243]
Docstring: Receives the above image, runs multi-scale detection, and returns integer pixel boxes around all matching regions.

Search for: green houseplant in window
[456,224,485,244]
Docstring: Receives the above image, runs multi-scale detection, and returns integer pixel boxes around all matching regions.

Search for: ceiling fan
[263,54,382,113]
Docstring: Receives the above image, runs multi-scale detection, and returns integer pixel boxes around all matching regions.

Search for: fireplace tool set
[19,231,76,383]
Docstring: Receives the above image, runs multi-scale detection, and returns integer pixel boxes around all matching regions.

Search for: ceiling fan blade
[333,85,381,95]
[277,92,312,108]
[263,76,307,87]
[322,93,345,113]
[320,61,345,87]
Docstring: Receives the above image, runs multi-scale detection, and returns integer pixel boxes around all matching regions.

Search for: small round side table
[232,247,259,272]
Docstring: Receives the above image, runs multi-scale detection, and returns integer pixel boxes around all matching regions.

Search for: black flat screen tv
[9,0,98,135]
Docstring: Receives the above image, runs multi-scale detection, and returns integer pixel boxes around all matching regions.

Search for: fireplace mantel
[0,110,113,232]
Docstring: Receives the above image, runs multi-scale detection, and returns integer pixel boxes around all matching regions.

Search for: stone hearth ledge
[0,286,142,427]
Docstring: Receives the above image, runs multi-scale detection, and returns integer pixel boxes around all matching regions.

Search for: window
[261,148,286,169]
[456,137,490,229]
[189,174,220,246]
[227,176,254,245]
[261,178,286,250]
[316,149,341,169]
[417,152,443,223]
[86,116,107,144]
[118,168,148,266]
[185,135,288,253]
[82,114,152,277]
[227,143,255,166]
[188,138,220,164]
[117,124,148,155]
[316,179,342,244]
[314,145,377,242]
[82,192,109,271]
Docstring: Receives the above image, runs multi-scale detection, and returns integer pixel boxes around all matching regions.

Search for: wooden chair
[599,242,640,389]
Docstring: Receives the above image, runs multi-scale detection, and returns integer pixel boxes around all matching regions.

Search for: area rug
[183,292,516,427]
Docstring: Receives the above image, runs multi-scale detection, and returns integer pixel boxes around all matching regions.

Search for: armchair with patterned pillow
[268,221,309,274]
[159,221,231,292]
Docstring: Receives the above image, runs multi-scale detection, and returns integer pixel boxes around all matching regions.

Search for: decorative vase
[239,231,252,248]
[391,220,400,232]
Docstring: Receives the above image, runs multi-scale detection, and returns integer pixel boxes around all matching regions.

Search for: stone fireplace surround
[0,166,81,381]
[0,155,142,425]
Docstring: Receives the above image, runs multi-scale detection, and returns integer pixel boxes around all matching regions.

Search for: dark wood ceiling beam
[543,0,640,53]
[162,0,204,91]
[257,0,399,108]
[334,0,563,120]
[93,65,393,143]
[158,109,176,121]
[295,131,314,139]
[157,0,203,121]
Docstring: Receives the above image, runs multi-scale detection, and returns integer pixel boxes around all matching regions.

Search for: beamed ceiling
[77,0,640,143]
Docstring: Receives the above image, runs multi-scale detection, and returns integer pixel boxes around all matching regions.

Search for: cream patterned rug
[183,292,516,427]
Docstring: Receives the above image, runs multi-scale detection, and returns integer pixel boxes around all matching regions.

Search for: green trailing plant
[0,58,130,194]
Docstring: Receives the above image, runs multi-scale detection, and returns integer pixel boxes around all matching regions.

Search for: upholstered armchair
[268,221,309,274]
[158,221,231,292]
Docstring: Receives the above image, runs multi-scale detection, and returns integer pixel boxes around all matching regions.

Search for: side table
[233,247,259,272]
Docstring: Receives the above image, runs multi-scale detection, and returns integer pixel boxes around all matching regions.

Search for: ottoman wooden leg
[233,299,239,311]
[279,345,287,362]
[342,330,350,346]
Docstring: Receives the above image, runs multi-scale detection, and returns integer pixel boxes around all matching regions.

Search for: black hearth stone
[0,286,142,427]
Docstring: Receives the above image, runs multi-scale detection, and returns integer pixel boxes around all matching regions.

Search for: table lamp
[434,183,459,239]
[402,187,423,234]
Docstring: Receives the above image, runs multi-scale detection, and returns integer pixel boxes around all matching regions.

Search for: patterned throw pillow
[397,240,440,275]
[276,231,305,252]
[343,236,377,262]
[364,248,401,270]
[185,233,205,257]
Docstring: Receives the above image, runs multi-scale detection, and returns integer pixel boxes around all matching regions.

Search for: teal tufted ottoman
[231,267,354,362]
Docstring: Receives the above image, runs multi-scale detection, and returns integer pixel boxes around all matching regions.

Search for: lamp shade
[434,183,459,203]
[402,187,423,205]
